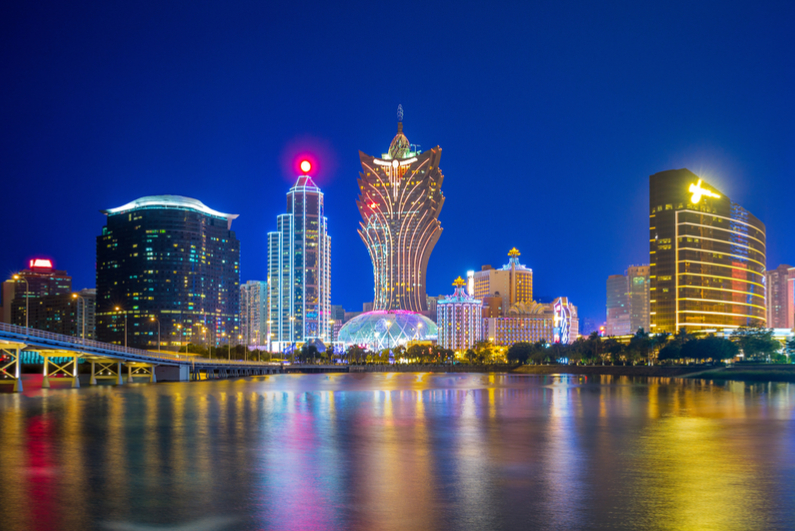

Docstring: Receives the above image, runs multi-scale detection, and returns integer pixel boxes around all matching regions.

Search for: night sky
[2,0,793,324]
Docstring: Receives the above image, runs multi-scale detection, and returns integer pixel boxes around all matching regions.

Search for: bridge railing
[0,322,280,366]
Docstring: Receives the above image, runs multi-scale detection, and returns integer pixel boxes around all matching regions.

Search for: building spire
[397,104,403,133]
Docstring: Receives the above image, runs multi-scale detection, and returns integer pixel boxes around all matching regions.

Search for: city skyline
[1,1,793,325]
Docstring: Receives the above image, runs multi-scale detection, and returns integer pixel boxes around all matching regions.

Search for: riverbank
[511,364,704,378]
[349,363,519,373]
[511,363,795,383]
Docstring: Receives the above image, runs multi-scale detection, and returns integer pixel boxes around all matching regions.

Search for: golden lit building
[437,277,482,351]
[649,169,766,334]
[473,248,532,314]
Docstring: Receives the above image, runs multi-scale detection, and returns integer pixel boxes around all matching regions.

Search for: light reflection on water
[0,373,794,530]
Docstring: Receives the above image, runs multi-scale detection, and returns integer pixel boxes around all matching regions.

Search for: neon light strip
[677,285,764,299]
[677,235,764,256]
[677,272,764,289]
[677,298,766,310]
[676,247,765,268]
[677,222,766,247]
[677,260,764,277]
[678,311,764,320]
[677,209,765,232]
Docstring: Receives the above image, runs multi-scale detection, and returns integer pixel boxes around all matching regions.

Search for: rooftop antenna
[397,104,404,122]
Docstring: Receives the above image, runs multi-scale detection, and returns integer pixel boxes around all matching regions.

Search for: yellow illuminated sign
[689,179,720,204]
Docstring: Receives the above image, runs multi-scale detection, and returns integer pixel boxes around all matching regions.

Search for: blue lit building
[268,170,331,351]
[96,195,240,350]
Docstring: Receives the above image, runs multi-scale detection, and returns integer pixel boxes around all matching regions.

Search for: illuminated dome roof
[337,310,437,350]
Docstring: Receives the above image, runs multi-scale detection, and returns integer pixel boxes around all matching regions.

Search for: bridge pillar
[42,357,50,388]
[150,366,157,383]
[90,362,97,385]
[116,362,124,385]
[127,364,134,384]
[1,344,24,392]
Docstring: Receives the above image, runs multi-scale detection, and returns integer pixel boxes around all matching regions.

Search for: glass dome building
[336,310,437,350]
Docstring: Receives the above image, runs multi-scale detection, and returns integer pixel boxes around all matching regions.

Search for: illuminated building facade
[606,265,650,336]
[241,280,268,347]
[765,264,795,329]
[2,259,71,325]
[483,297,578,346]
[268,169,331,351]
[96,195,240,350]
[473,248,533,314]
[437,277,483,350]
[357,106,444,312]
[649,169,766,333]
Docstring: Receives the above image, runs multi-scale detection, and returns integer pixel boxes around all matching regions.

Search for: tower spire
[397,104,403,133]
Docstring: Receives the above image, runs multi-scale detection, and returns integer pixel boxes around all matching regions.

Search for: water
[1,373,794,531]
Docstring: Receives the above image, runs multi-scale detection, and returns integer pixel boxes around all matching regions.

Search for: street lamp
[114,306,127,348]
[12,275,29,330]
[72,293,86,344]
[149,316,160,353]
[289,316,296,363]
[175,324,187,356]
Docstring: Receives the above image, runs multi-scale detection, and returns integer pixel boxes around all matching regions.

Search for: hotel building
[649,169,766,334]
[473,248,533,313]
[765,264,795,329]
[356,106,444,312]
[2,259,72,325]
[437,277,483,351]
[483,297,578,345]
[96,195,240,350]
[268,168,331,350]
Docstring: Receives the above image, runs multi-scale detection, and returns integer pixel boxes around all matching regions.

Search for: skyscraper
[437,277,482,350]
[649,169,766,334]
[605,265,650,336]
[357,105,444,312]
[473,248,533,314]
[268,164,331,350]
[240,280,268,347]
[96,195,240,350]
[765,264,795,329]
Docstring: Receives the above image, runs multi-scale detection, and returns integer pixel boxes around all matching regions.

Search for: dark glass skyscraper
[649,169,766,334]
[357,106,444,312]
[96,195,240,350]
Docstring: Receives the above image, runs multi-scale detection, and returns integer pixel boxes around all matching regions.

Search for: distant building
[96,195,240,350]
[484,297,578,346]
[650,169,766,333]
[362,302,373,313]
[2,259,72,325]
[766,265,795,329]
[606,265,650,336]
[606,274,631,336]
[437,277,482,351]
[330,305,345,341]
[268,167,331,351]
[473,248,533,314]
[241,281,268,347]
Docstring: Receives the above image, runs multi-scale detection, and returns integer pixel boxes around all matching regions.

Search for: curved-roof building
[337,310,437,350]
[96,195,240,350]
[357,105,444,312]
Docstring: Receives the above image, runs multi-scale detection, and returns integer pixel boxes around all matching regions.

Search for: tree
[732,327,780,361]
[681,335,738,362]
[657,342,682,362]
[784,337,795,362]
[346,344,366,364]
[507,342,534,363]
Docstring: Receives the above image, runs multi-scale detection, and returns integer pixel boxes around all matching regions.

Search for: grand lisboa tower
[338,106,442,349]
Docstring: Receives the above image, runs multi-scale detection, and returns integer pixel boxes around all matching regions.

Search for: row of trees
[507,327,795,365]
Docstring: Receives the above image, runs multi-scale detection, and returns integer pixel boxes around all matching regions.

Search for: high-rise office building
[241,281,268,347]
[268,165,331,350]
[96,195,240,350]
[357,105,444,312]
[473,248,533,314]
[606,265,650,336]
[2,259,72,325]
[605,274,631,336]
[649,169,766,333]
[765,264,795,329]
[437,277,483,351]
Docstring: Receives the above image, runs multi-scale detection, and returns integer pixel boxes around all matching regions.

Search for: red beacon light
[300,160,311,174]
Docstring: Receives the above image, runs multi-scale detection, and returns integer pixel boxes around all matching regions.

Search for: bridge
[0,322,283,392]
